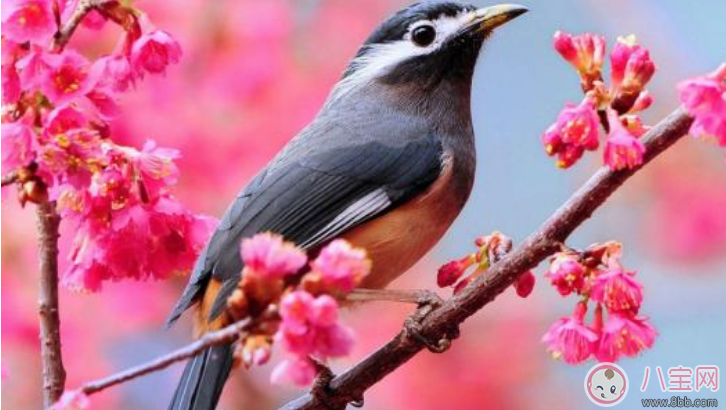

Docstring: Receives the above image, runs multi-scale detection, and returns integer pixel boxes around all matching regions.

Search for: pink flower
[44,105,89,135]
[1,0,56,45]
[1,117,37,174]
[541,302,598,364]
[128,140,180,201]
[39,51,97,106]
[545,253,587,296]
[437,255,474,287]
[2,63,21,104]
[591,268,643,313]
[16,49,52,90]
[610,37,656,94]
[553,31,606,85]
[38,127,102,188]
[51,390,89,410]
[63,196,216,291]
[130,30,182,77]
[91,54,134,92]
[603,109,645,170]
[678,63,726,146]
[241,233,307,278]
[310,239,370,293]
[274,291,355,386]
[596,313,657,362]
[513,270,536,298]
[542,97,601,168]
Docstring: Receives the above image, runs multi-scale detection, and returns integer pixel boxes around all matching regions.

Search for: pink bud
[553,31,606,86]
[604,109,645,170]
[513,270,535,298]
[130,30,182,77]
[553,31,578,63]
[436,255,473,287]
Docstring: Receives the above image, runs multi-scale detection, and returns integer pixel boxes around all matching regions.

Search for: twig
[1,171,19,187]
[36,201,66,406]
[74,319,249,397]
[279,107,694,410]
[51,0,110,51]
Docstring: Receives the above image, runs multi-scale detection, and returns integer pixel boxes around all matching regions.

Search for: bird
[166,2,527,409]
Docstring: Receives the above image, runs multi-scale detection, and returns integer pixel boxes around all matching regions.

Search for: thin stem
[76,319,250,397]
[279,107,694,410]
[51,0,111,51]
[1,171,19,187]
[36,201,66,406]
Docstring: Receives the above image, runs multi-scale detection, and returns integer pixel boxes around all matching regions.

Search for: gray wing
[167,128,444,325]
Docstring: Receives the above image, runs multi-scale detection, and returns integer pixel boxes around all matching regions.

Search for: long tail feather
[168,344,233,410]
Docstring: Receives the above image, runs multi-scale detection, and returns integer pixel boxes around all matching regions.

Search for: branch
[280,107,694,410]
[51,0,111,51]
[74,319,250,398]
[1,171,19,187]
[36,201,66,406]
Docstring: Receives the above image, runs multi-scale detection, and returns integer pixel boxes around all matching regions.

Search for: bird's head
[328,1,527,108]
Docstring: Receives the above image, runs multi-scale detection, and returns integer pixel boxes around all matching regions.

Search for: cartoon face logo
[584,363,629,407]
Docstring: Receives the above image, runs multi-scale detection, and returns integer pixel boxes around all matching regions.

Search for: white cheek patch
[329,10,473,102]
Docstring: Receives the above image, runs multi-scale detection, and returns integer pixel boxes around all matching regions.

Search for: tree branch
[72,319,250,398]
[1,171,19,187]
[279,107,694,410]
[51,0,111,51]
[36,201,66,406]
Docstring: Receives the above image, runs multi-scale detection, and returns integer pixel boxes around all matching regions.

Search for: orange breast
[340,158,467,289]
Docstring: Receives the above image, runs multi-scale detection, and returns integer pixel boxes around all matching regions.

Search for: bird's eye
[610,385,617,394]
[411,24,436,47]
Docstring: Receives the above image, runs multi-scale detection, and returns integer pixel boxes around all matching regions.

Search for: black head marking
[363,2,477,46]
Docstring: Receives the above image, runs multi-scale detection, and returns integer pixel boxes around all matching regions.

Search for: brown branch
[73,319,250,398]
[51,0,111,51]
[36,201,66,406]
[1,171,19,187]
[279,107,694,410]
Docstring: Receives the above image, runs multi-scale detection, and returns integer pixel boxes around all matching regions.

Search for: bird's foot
[309,358,364,409]
[402,294,459,354]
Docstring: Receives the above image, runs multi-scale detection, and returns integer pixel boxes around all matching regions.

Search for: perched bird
[166,2,527,409]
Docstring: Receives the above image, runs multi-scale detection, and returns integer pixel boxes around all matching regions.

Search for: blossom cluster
[1,0,213,291]
[541,241,657,364]
[226,233,371,387]
[544,32,656,170]
[436,232,536,298]
[677,63,726,159]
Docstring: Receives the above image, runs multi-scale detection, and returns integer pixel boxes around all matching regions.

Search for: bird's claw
[310,359,364,409]
[403,296,458,353]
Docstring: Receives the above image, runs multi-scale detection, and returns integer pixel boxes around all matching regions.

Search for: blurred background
[2,0,725,408]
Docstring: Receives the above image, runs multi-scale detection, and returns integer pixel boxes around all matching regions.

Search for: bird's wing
[167,128,444,325]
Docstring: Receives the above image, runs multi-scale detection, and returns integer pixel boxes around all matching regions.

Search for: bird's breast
[340,154,472,289]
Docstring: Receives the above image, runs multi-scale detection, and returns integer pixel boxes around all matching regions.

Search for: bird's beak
[464,4,528,33]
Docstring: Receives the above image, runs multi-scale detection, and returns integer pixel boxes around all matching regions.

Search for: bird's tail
[168,343,233,410]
